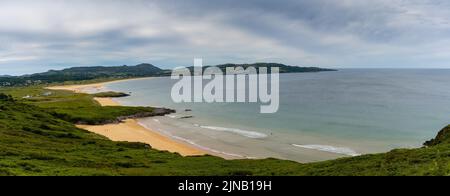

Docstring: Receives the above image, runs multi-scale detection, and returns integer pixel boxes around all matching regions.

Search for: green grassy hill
[182,63,336,75]
[0,64,164,86]
[214,63,336,73]
[0,63,335,87]
[0,87,449,176]
[92,91,130,98]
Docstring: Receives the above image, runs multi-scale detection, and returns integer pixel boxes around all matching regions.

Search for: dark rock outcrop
[76,108,176,125]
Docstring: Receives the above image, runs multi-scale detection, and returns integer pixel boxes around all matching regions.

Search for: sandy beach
[46,77,151,93]
[46,82,107,93]
[76,119,204,156]
[93,97,121,106]
[47,80,207,157]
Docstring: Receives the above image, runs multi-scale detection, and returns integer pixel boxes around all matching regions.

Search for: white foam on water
[138,121,251,159]
[292,144,360,157]
[194,125,268,139]
[166,115,177,119]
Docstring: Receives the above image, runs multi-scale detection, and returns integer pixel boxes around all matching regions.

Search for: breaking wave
[195,125,268,139]
[292,144,360,156]
[137,122,249,159]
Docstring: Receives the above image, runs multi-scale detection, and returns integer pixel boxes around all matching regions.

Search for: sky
[1,0,450,75]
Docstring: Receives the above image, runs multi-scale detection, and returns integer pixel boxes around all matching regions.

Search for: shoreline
[47,78,361,162]
[47,79,208,157]
[46,77,153,93]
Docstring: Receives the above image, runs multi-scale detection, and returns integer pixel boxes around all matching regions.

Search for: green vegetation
[213,63,336,73]
[0,89,309,176]
[0,86,449,176]
[183,63,336,75]
[424,126,450,147]
[92,91,130,98]
[0,87,168,125]
[0,63,165,86]
[0,63,335,87]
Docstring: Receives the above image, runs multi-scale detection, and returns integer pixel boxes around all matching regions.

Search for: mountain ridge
[0,63,335,86]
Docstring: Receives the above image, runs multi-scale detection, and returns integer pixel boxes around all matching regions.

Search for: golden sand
[46,77,152,93]
[47,79,207,157]
[77,119,205,156]
[93,97,121,106]
[46,82,106,93]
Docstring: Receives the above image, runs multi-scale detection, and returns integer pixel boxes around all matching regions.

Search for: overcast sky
[1,0,450,75]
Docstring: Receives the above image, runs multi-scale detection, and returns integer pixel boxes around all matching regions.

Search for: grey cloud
[1,0,450,75]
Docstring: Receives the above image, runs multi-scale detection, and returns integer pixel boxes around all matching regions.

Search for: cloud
[0,0,450,75]
[0,55,38,62]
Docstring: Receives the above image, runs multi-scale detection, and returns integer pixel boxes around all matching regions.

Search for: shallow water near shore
[104,69,450,162]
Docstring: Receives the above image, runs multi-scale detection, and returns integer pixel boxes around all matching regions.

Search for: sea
[103,69,450,162]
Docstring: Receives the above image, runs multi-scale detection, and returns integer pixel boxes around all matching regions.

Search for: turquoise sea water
[105,69,450,162]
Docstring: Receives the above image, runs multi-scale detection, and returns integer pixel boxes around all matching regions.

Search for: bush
[116,142,151,149]
[0,93,14,101]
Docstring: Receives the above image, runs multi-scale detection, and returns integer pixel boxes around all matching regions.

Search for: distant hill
[204,63,336,74]
[0,63,164,86]
[0,63,335,86]
[30,63,164,80]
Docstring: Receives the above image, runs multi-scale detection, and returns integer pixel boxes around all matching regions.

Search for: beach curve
[46,80,207,157]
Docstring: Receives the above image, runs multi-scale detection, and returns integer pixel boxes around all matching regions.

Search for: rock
[76,108,176,125]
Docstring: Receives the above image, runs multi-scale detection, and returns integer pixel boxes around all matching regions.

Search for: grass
[0,86,450,176]
[92,91,130,98]
[0,86,158,125]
